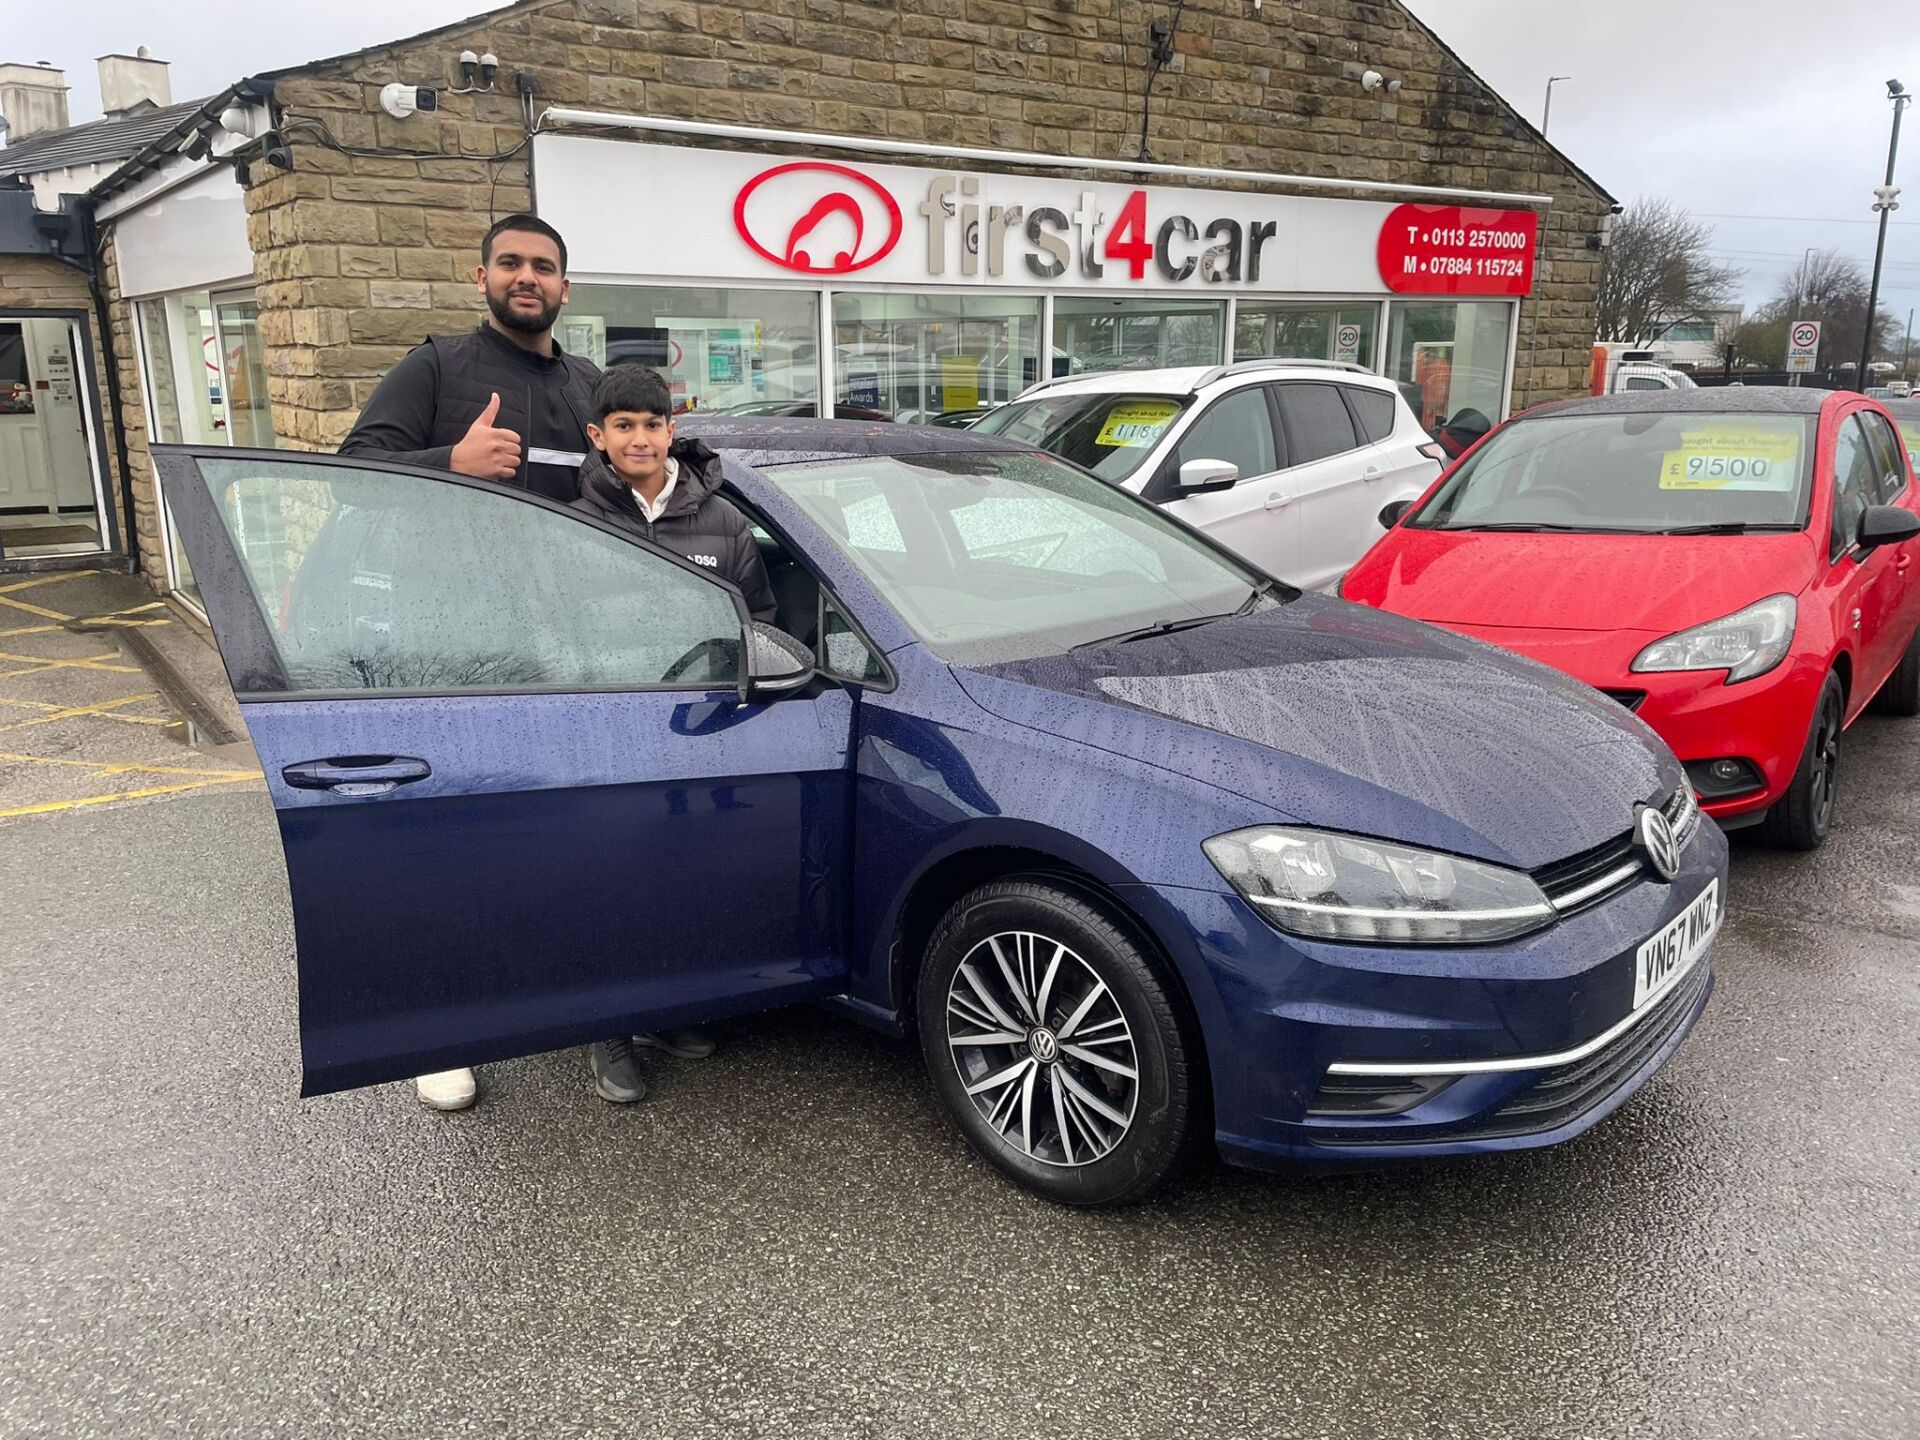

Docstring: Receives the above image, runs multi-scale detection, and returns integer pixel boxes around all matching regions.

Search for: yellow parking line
[0,772,260,821]
[0,650,141,679]
[0,749,260,780]
[0,574,82,595]
[0,692,162,731]
[0,594,72,622]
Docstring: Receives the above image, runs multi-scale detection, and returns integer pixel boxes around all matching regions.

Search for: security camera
[1386,78,1402,95]
[1361,69,1385,92]
[1888,78,1907,98]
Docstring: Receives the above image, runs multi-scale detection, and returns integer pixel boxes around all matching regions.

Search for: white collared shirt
[630,456,680,523]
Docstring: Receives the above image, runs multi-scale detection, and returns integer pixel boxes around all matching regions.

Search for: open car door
[156,446,854,1094]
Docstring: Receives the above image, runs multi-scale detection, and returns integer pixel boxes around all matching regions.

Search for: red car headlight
[1630,594,1797,684]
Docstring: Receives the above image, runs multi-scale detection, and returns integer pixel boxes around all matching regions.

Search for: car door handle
[1361,465,1383,483]
[1264,492,1291,510]
[282,756,432,796]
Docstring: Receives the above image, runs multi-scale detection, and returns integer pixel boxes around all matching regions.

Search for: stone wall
[0,251,133,570]
[245,0,1612,447]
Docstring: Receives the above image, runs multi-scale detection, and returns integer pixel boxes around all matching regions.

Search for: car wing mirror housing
[1177,458,1239,493]
[1379,498,1415,529]
[1857,503,1920,551]
[744,620,816,700]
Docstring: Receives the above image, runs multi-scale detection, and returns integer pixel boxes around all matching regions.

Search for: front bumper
[1439,622,1824,822]
[1132,814,1728,1169]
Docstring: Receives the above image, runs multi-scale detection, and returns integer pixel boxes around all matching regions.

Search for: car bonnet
[952,595,1680,871]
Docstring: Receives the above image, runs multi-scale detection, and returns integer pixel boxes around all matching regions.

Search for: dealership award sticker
[1096,401,1182,448]
[1658,427,1801,491]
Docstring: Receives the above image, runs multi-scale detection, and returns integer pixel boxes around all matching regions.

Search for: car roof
[1016,359,1391,399]
[679,415,1042,466]
[1523,388,1839,420]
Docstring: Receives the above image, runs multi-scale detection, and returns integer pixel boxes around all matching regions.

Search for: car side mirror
[743,620,815,700]
[1858,503,1920,551]
[1378,499,1414,529]
[1177,458,1238,493]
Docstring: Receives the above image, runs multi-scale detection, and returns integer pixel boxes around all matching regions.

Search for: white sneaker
[415,1068,477,1111]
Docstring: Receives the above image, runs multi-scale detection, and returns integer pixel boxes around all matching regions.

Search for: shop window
[1234,302,1378,368]
[1386,301,1513,440]
[832,292,1040,422]
[1053,297,1225,375]
[567,284,818,416]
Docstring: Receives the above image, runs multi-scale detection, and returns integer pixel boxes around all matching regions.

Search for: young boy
[574,365,776,624]
[572,367,775,1101]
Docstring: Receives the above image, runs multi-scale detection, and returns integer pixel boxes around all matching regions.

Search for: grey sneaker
[589,1038,647,1103]
[635,1027,716,1060]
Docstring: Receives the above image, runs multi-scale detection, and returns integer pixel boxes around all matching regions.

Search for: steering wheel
[660,637,739,685]
[1515,484,1596,515]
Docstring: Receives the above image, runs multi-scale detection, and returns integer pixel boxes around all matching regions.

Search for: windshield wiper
[1646,522,1798,535]
[1073,585,1272,650]
[1442,522,1595,533]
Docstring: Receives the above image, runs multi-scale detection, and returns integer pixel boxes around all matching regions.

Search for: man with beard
[338,213,715,1112]
[340,213,597,502]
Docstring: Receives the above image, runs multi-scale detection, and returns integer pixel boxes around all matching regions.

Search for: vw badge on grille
[1635,804,1681,881]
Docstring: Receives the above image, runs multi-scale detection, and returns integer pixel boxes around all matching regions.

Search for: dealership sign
[537,136,1539,298]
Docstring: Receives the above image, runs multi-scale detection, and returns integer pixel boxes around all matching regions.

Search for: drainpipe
[71,199,141,574]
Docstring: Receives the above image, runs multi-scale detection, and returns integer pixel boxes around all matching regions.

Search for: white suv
[971,361,1445,589]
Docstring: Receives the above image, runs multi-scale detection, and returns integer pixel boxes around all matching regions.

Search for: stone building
[7,0,1614,597]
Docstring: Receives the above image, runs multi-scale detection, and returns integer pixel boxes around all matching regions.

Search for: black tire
[1870,628,1919,717]
[1760,671,1845,851]
[914,878,1199,1207]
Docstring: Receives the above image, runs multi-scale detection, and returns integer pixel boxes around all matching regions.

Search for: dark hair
[591,366,674,423]
[481,213,568,272]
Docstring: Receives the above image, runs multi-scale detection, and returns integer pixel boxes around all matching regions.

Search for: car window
[1344,386,1396,444]
[771,449,1271,665]
[970,391,1192,481]
[821,594,886,683]
[194,458,742,694]
[1896,418,1920,476]
[1173,387,1279,481]
[1276,383,1360,464]
[1409,411,1815,534]
[1624,376,1666,391]
[1858,410,1909,503]
[1829,416,1878,560]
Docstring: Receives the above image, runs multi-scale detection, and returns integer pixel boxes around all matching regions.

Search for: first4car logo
[733,161,905,275]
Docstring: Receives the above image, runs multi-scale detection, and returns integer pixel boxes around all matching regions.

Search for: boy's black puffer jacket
[574,436,776,623]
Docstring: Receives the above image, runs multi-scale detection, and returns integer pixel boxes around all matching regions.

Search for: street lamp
[1860,79,1910,382]
[1543,75,1572,136]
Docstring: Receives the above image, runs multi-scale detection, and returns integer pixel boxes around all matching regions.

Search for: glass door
[0,315,110,560]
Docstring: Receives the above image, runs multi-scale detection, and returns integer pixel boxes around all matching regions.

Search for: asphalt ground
[1,669,1915,1436]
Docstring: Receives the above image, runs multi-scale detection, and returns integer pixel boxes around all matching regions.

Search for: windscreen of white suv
[971,391,1193,481]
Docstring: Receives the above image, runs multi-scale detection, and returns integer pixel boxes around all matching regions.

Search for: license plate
[1634,879,1719,1010]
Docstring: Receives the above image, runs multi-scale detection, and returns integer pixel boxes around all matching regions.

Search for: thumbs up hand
[449,392,522,480]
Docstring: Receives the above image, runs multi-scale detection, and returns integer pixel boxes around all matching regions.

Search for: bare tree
[1594,199,1743,344]
[1733,250,1900,372]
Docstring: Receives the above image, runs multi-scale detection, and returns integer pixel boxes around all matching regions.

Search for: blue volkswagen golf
[158,419,1724,1206]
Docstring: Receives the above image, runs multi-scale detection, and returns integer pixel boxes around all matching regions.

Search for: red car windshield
[1409,411,1816,534]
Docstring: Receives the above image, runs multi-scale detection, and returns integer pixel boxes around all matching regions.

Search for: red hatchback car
[1342,389,1920,849]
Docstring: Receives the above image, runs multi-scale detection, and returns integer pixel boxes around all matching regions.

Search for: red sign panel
[1377,204,1539,296]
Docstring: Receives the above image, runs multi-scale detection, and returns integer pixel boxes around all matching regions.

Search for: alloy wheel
[1810,690,1841,832]
[944,930,1140,1167]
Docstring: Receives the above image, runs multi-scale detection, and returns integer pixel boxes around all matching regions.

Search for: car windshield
[767,449,1277,665]
[970,391,1192,481]
[1408,410,1816,533]
[1890,413,1920,470]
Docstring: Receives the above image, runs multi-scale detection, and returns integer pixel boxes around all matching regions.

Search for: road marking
[0,574,81,596]
[0,649,142,680]
[0,695,171,727]
[0,692,163,732]
[0,594,73,622]
[0,772,260,820]
[0,748,260,780]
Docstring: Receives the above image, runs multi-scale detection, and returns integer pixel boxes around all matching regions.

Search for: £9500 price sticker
[1658,427,1801,491]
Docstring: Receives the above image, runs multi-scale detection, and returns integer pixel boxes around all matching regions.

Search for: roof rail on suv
[1190,358,1377,388]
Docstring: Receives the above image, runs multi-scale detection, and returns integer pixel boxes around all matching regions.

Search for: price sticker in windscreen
[1095,400,1182,448]
[1658,428,1802,491]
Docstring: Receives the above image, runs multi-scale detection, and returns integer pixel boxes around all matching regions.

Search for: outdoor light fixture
[453,48,500,93]
[458,50,479,86]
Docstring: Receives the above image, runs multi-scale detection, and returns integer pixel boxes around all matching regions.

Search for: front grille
[1474,958,1712,1139]
[1531,787,1699,916]
[1601,688,1647,711]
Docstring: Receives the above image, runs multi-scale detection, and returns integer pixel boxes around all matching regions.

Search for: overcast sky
[8,0,1917,324]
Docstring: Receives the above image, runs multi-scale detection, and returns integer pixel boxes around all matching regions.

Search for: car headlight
[1630,594,1796,684]
[1202,827,1555,945]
